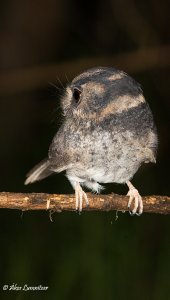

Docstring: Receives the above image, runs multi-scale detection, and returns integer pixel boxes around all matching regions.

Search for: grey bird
[25,67,158,215]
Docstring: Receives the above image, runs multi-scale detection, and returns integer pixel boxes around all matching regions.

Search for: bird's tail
[24,158,53,185]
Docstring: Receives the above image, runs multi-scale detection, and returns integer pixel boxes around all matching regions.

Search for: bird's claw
[75,182,89,212]
[127,182,143,216]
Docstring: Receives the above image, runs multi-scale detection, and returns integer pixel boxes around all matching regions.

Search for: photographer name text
[3,283,48,291]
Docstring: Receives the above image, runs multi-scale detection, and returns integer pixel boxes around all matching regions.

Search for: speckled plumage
[25,67,158,215]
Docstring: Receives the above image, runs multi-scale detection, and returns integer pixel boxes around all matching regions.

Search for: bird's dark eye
[73,88,81,104]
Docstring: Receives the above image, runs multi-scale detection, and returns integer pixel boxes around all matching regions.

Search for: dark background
[0,0,170,299]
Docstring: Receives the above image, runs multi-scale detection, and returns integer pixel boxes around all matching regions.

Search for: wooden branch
[0,192,169,214]
[0,45,170,95]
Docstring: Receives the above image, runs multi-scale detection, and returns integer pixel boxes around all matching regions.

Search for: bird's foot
[126,181,143,216]
[46,199,50,210]
[75,182,89,212]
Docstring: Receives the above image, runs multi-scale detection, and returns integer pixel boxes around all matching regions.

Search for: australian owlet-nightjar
[25,67,158,215]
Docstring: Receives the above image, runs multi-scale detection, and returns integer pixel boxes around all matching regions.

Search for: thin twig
[0,192,169,214]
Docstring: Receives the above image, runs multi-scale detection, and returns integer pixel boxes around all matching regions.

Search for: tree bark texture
[0,192,169,214]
